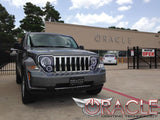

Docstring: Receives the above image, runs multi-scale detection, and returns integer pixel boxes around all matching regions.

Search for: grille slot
[53,56,90,72]
[56,58,60,71]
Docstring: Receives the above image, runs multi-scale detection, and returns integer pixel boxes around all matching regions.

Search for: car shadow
[23,89,103,108]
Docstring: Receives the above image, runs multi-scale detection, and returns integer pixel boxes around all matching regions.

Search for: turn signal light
[28,72,31,81]
[27,65,39,70]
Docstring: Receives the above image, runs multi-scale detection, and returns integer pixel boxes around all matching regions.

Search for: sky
[0,0,160,33]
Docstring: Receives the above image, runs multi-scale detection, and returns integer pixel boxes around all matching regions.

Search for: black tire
[86,85,103,95]
[21,77,33,104]
[16,65,22,84]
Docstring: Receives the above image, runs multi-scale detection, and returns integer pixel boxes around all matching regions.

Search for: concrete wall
[45,22,160,51]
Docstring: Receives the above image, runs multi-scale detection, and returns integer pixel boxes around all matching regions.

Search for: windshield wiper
[32,45,55,47]
[32,45,72,48]
[53,46,70,48]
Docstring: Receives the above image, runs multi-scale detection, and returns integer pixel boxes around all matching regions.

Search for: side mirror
[14,43,21,49]
[10,48,17,56]
[79,45,84,50]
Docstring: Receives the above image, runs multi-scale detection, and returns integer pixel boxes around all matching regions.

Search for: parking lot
[0,64,160,120]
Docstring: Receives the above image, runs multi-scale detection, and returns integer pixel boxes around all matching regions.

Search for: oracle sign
[142,49,155,57]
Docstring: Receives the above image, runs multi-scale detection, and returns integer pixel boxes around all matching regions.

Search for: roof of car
[27,32,71,37]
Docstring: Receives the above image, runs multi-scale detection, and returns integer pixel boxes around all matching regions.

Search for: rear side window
[105,55,109,57]
[105,55,115,57]
[109,55,114,57]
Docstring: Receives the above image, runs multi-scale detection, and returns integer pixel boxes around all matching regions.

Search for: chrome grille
[54,56,90,72]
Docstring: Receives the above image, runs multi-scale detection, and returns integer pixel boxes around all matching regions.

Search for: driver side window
[27,36,31,47]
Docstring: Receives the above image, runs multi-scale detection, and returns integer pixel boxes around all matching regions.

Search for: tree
[158,31,160,33]
[108,26,138,31]
[20,2,44,32]
[0,3,15,53]
[20,2,64,32]
[0,32,14,49]
[43,2,64,23]
[0,4,15,35]
[108,26,116,29]
[12,27,25,39]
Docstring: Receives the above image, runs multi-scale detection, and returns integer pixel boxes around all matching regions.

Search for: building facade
[45,22,160,57]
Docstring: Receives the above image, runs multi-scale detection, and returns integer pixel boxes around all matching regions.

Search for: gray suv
[15,32,106,104]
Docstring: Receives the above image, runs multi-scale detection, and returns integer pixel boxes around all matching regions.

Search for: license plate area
[69,77,84,86]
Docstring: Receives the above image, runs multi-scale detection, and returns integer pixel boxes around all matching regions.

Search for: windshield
[27,33,79,49]
[105,55,115,57]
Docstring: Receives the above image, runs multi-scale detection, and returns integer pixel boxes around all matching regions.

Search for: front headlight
[90,56,98,71]
[41,57,52,67]
[39,56,53,72]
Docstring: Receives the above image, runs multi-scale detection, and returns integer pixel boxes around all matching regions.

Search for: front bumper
[103,60,117,64]
[26,68,106,91]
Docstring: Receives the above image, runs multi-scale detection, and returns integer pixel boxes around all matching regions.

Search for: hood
[27,47,97,56]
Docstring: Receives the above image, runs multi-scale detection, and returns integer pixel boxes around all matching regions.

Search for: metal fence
[128,46,160,69]
[0,50,16,75]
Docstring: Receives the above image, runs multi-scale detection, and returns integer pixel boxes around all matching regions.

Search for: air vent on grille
[53,56,90,72]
